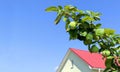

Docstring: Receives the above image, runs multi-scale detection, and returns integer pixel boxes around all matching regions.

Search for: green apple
[90,45,99,53]
[86,33,93,40]
[102,50,110,57]
[69,21,77,30]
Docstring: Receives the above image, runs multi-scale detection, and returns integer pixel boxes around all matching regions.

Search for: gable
[57,49,92,72]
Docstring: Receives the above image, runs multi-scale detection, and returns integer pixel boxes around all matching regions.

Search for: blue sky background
[0,0,120,72]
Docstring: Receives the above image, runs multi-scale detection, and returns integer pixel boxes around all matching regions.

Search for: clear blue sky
[0,0,120,72]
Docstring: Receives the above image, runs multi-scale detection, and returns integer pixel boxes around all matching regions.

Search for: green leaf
[81,31,87,36]
[86,10,101,21]
[69,30,78,40]
[82,22,89,29]
[103,68,111,72]
[112,70,118,72]
[65,19,70,31]
[94,12,101,21]
[64,5,77,12]
[95,12,101,16]
[86,10,91,15]
[104,28,115,35]
[107,56,114,59]
[110,40,116,46]
[99,42,107,49]
[58,5,63,10]
[54,11,64,24]
[105,59,113,68]
[93,35,99,41]
[94,16,100,21]
[64,5,70,11]
[77,35,86,41]
[71,13,76,19]
[82,16,94,22]
[77,10,83,13]
[95,23,101,29]
[45,6,58,12]
[84,39,92,45]
[95,28,104,36]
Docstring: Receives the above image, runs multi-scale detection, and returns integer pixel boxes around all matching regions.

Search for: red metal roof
[70,48,106,69]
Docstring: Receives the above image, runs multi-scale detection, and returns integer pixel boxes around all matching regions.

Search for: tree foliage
[45,5,120,71]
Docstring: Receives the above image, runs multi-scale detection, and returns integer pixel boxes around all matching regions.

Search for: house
[56,48,106,72]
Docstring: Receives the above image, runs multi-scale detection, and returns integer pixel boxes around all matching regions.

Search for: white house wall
[61,51,92,72]
[61,59,80,72]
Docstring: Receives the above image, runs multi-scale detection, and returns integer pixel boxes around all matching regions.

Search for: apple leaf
[95,23,101,29]
[95,28,104,36]
[45,6,58,12]
[54,11,64,24]
[105,59,113,68]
